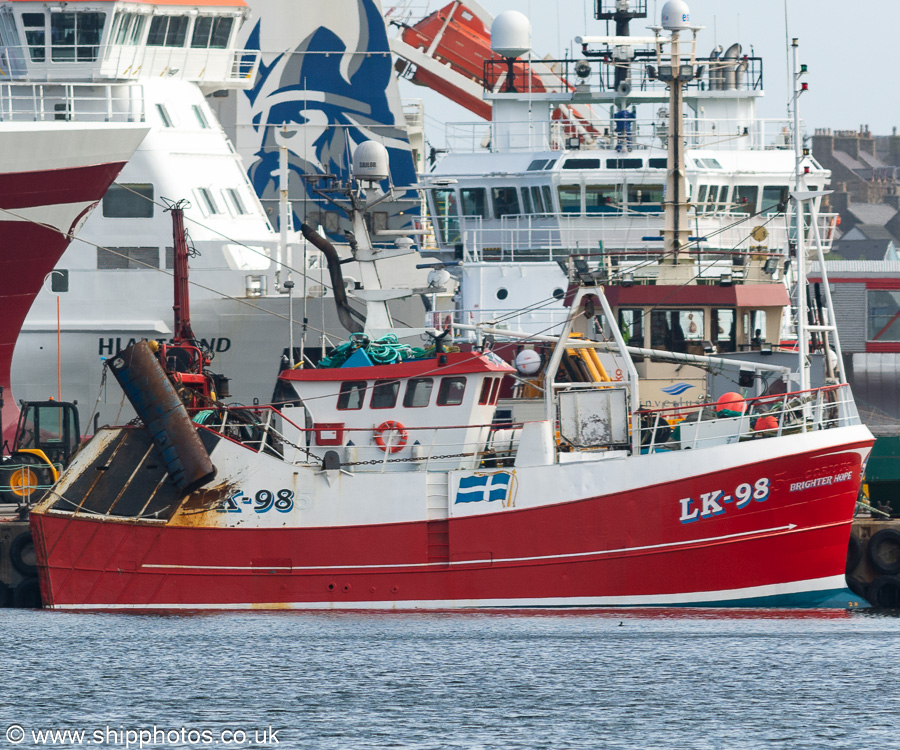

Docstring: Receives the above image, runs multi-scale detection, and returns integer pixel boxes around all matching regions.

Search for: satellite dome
[491,10,531,58]
[515,349,543,376]
[661,0,691,31]
[352,141,390,182]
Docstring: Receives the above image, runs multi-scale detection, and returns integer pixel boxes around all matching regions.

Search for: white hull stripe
[141,522,806,573]
[0,201,96,231]
[48,575,850,610]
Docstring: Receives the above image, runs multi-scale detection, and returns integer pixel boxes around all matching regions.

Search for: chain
[341,451,477,467]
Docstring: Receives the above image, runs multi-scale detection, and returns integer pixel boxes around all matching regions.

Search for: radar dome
[352,141,390,182]
[491,10,531,58]
[661,0,691,31]
[515,349,543,376]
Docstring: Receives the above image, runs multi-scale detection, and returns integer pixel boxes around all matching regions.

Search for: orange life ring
[373,420,408,454]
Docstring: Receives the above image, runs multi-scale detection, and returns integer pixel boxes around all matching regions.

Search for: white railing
[443,117,801,154]
[0,82,145,122]
[446,210,838,262]
[637,384,860,454]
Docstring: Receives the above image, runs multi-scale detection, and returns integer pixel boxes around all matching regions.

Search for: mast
[791,36,810,394]
[170,203,194,344]
[653,1,700,265]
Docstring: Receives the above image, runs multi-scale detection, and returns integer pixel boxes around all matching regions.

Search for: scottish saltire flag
[456,473,512,504]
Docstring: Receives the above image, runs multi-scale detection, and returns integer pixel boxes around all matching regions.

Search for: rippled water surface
[1,609,898,749]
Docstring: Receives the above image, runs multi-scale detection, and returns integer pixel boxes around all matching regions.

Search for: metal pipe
[299,223,365,334]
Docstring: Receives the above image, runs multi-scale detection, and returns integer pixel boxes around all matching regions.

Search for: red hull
[0,161,127,441]
[31,440,870,609]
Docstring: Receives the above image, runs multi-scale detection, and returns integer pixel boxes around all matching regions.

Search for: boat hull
[31,429,872,610]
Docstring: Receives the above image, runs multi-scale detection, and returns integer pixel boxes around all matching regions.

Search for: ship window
[743,310,768,348]
[491,187,520,217]
[606,158,643,169]
[521,187,533,214]
[460,187,487,218]
[225,188,247,215]
[156,103,173,127]
[562,158,599,170]
[192,104,209,128]
[337,381,367,410]
[650,309,704,353]
[437,377,466,406]
[371,380,399,409]
[734,185,758,214]
[527,159,548,171]
[496,288,508,300]
[102,183,154,218]
[530,186,545,213]
[618,309,644,346]
[585,185,619,214]
[50,270,69,293]
[626,184,664,213]
[478,378,492,405]
[542,185,553,212]
[649,158,667,169]
[696,185,709,210]
[196,187,220,215]
[22,13,46,62]
[558,185,581,213]
[403,378,433,408]
[544,159,557,170]
[431,188,459,244]
[712,308,736,353]
[50,11,105,62]
[761,185,788,213]
[97,247,159,270]
[128,15,146,45]
[698,158,723,169]
[147,15,189,47]
[191,16,234,49]
[489,377,502,404]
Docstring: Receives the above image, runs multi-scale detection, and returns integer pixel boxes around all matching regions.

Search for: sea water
[1,609,898,749]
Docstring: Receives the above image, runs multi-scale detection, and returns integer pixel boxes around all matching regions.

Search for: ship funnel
[661,0,691,31]
[491,10,532,58]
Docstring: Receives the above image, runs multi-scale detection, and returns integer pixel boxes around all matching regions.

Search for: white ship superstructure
[1,0,433,429]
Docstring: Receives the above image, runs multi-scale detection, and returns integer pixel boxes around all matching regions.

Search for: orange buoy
[715,392,745,414]
[754,415,779,432]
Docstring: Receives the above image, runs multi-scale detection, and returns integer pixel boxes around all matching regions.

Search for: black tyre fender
[9,531,37,578]
[0,582,10,608]
[867,528,900,575]
[846,533,863,575]
[12,577,41,608]
[867,575,900,608]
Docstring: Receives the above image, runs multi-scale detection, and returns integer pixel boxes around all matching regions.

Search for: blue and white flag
[456,473,512,504]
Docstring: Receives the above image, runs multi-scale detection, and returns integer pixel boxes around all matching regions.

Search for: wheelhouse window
[558,185,581,213]
[225,188,246,215]
[403,378,433,408]
[712,308,737,353]
[50,11,106,62]
[431,188,459,244]
[437,377,466,406]
[147,15,188,47]
[585,185,619,214]
[371,380,399,409]
[111,13,145,46]
[337,381,367,410]
[618,309,644,346]
[521,188,532,214]
[761,185,788,214]
[192,104,210,128]
[650,310,704,353]
[196,187,220,215]
[734,185,759,214]
[191,16,233,49]
[478,378,492,405]
[743,310,768,348]
[102,184,154,218]
[22,13,46,62]
[156,103,173,127]
[491,187,520,217]
[530,186,546,213]
[626,184,664,213]
[460,187,487,218]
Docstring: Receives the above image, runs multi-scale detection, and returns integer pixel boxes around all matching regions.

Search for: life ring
[374,421,408,454]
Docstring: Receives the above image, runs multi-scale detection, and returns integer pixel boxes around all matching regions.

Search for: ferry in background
[0,120,148,435]
[4,0,435,432]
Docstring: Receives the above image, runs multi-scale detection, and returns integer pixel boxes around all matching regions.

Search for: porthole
[496,288,509,300]
[552,287,565,300]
